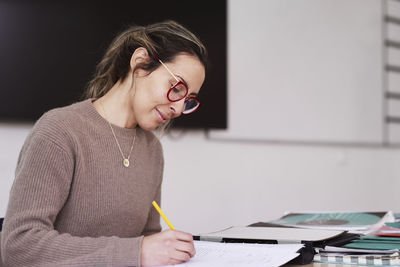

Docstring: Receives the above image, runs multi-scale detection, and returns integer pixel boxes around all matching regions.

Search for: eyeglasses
[157,58,201,114]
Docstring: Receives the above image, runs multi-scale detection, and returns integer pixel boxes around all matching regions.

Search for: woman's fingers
[141,229,196,266]
[167,230,196,257]
[170,249,192,262]
[174,240,196,257]
[173,230,194,242]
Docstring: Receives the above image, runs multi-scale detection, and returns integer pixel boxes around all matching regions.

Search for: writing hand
[141,229,196,266]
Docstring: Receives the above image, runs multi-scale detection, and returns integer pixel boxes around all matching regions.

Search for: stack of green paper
[344,236,400,250]
[386,222,400,229]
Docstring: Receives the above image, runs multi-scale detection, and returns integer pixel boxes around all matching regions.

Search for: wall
[212,0,384,144]
[0,123,32,216]
[1,0,400,236]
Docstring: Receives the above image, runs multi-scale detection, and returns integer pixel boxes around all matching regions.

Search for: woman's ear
[130,47,149,71]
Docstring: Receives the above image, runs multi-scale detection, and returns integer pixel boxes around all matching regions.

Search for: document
[158,241,303,267]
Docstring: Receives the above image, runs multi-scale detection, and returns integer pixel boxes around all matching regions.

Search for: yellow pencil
[152,201,175,230]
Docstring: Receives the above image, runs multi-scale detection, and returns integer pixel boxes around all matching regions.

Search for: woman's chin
[138,121,159,132]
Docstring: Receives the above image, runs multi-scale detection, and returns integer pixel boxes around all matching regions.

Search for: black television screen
[0,0,227,129]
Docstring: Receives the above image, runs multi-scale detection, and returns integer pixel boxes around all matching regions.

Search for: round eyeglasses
[166,81,201,114]
[157,57,201,114]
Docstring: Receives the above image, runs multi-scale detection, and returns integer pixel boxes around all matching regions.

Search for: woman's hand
[141,229,196,266]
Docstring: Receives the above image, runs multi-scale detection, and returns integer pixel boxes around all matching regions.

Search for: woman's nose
[169,99,186,117]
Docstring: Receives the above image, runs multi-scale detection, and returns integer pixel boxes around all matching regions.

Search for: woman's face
[131,53,205,131]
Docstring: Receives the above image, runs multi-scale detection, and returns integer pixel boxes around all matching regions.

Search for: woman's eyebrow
[175,74,189,88]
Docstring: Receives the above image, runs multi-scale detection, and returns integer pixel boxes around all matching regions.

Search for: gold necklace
[100,102,136,167]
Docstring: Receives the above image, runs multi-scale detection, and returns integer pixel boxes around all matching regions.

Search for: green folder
[385,222,400,229]
[343,235,400,250]
[360,236,400,242]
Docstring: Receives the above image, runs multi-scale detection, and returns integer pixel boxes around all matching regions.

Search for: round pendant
[123,158,130,167]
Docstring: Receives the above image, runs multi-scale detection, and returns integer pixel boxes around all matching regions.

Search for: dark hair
[83,20,208,99]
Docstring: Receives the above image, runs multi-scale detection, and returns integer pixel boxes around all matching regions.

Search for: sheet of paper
[158,241,303,267]
[318,245,399,254]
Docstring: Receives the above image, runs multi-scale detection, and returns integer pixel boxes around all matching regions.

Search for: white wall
[212,0,384,144]
[1,0,400,236]
[0,123,32,216]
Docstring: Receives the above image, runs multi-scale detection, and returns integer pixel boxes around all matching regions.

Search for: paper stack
[266,211,400,266]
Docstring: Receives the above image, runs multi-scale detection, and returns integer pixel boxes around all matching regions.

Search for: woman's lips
[156,108,169,123]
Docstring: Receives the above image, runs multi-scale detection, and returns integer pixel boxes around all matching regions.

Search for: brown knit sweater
[1,99,163,267]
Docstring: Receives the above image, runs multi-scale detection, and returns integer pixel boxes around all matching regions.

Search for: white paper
[318,246,399,254]
[157,241,303,267]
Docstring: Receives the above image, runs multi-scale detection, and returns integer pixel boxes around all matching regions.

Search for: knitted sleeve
[1,131,143,267]
[141,177,162,236]
[141,137,164,236]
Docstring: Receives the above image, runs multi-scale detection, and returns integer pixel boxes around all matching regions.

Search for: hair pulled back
[84,20,208,99]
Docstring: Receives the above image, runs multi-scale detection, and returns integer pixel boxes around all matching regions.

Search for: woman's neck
[93,79,137,129]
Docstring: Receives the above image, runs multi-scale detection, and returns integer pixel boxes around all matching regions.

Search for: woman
[1,20,207,266]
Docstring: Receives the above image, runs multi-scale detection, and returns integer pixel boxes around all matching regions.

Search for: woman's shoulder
[34,100,89,131]
[28,99,93,145]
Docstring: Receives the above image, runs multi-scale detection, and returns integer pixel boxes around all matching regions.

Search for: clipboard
[193,226,346,244]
